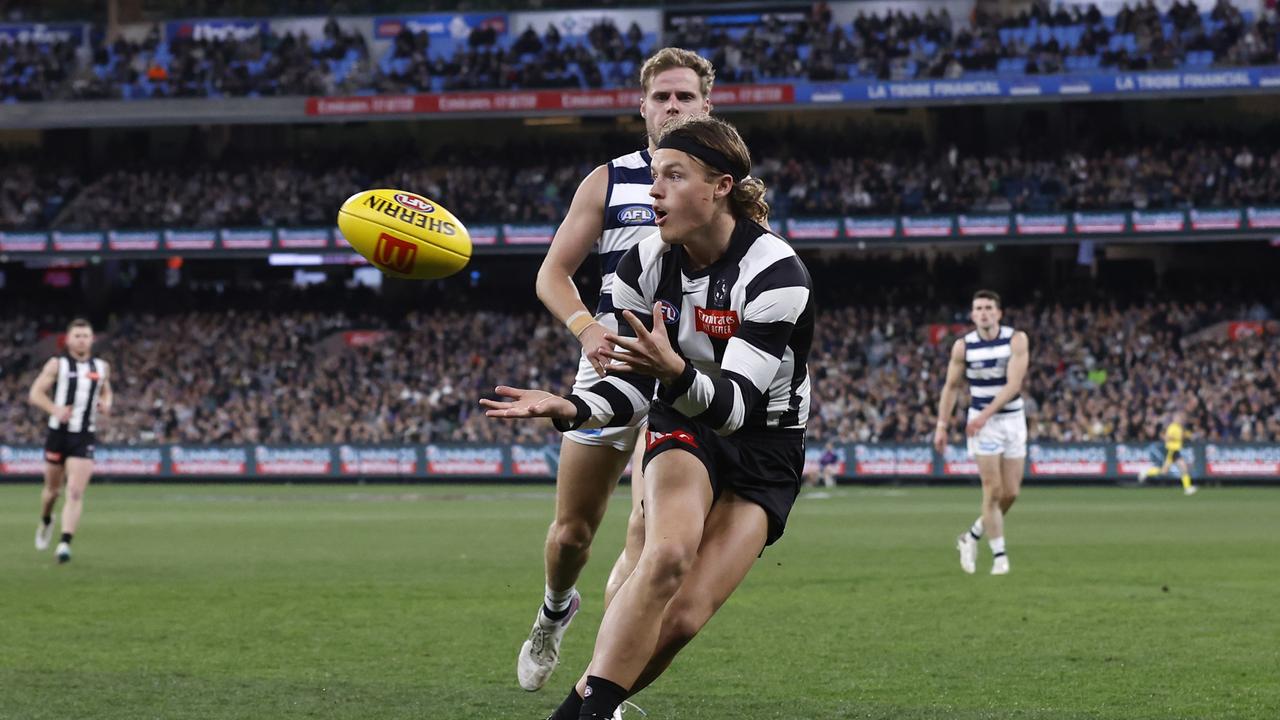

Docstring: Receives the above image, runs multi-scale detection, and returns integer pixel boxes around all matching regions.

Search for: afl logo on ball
[617,205,655,225]
[393,193,435,213]
[658,300,680,325]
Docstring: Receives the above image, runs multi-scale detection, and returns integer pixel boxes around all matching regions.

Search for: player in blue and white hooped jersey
[27,318,113,564]
[517,48,716,695]
[486,116,813,720]
[934,290,1029,576]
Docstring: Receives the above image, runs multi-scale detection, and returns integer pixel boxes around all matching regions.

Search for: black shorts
[44,429,96,465]
[643,403,804,546]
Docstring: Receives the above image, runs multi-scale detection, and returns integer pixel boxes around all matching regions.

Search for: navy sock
[543,603,572,622]
[60,532,73,545]
[547,688,583,720]
[41,515,52,526]
[579,675,629,719]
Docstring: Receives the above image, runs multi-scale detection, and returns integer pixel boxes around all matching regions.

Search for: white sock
[989,536,1006,557]
[543,585,575,613]
[968,517,984,540]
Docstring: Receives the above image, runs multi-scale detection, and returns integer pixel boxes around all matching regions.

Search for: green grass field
[2,483,1277,720]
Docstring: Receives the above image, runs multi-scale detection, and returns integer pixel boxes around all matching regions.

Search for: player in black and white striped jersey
[517,48,715,697]
[485,116,813,720]
[28,318,113,564]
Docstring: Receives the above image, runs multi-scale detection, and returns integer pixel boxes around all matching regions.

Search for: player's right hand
[55,406,72,423]
[579,321,611,376]
[480,386,577,421]
[932,427,947,454]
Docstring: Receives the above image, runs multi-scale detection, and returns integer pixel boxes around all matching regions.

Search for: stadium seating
[13,138,1278,232]
[2,295,1275,446]
[4,1,1278,101]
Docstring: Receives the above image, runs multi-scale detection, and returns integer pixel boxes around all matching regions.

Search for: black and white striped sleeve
[658,254,810,435]
[553,245,657,432]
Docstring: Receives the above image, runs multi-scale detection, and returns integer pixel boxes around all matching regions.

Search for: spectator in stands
[3,286,1276,448]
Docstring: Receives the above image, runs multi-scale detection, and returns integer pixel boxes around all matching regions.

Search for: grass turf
[1,484,1277,719]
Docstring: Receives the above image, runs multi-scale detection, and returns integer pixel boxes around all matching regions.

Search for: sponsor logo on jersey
[616,205,655,225]
[695,307,740,339]
[647,429,699,451]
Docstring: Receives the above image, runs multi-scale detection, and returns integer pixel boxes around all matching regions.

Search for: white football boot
[956,533,978,574]
[613,700,648,718]
[35,521,54,551]
[55,541,72,564]
[991,555,1010,575]
[517,591,580,691]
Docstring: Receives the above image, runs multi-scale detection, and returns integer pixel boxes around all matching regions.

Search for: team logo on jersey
[86,371,100,381]
[393,193,434,213]
[712,277,729,305]
[616,204,656,225]
[695,307,740,339]
[657,300,680,325]
[374,232,418,274]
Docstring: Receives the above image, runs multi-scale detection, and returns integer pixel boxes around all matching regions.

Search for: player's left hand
[480,386,576,420]
[966,413,991,437]
[602,302,686,384]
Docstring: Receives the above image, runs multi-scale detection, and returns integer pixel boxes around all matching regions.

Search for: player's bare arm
[98,363,113,415]
[28,358,68,422]
[933,339,968,453]
[966,332,1029,436]
[535,163,611,373]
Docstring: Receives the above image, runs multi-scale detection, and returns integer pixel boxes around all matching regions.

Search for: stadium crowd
[2,292,1276,447]
[2,1,1278,101]
[15,137,1280,232]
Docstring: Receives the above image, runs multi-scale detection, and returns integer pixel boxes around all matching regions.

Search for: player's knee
[625,506,646,543]
[549,518,595,556]
[1003,485,1020,506]
[66,487,84,503]
[661,599,713,649]
[638,542,696,593]
[984,484,1005,507]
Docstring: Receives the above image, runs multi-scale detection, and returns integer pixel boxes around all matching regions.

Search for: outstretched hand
[480,386,576,420]
[601,302,686,384]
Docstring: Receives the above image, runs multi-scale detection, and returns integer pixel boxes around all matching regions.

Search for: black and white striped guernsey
[963,325,1023,414]
[597,148,657,315]
[47,353,107,433]
[559,218,814,436]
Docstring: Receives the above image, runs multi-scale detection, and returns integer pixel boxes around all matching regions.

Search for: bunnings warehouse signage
[1,208,1274,259]
[1,443,1277,480]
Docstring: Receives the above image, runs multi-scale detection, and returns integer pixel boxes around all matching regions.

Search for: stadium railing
[4,207,1279,257]
[1,441,1276,482]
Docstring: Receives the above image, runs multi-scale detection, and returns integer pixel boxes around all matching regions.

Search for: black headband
[656,134,746,182]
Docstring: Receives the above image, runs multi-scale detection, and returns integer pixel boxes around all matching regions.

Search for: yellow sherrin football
[337,189,471,279]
